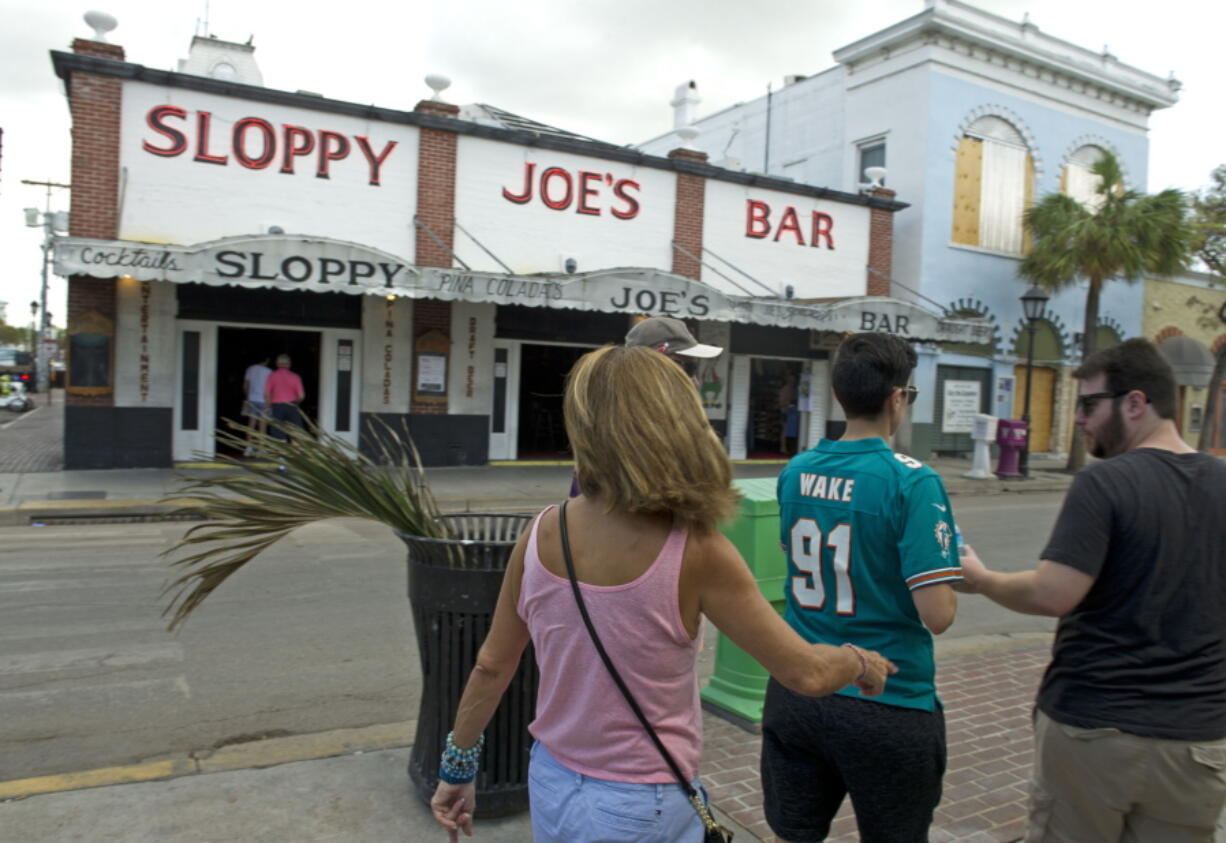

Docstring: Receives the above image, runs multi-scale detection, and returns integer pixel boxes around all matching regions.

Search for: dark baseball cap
[625,316,723,358]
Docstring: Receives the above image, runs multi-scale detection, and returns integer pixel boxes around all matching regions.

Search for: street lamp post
[29,301,39,359]
[1019,285,1050,478]
[22,179,71,404]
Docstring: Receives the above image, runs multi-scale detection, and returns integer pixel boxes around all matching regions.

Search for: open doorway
[516,343,588,458]
[747,358,805,458]
[216,327,320,457]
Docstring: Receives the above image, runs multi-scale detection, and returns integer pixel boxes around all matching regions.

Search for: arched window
[1063,145,1106,211]
[1011,319,1063,364]
[1094,323,1122,351]
[952,116,1034,254]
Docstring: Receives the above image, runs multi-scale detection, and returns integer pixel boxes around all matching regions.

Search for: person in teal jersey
[762,332,961,843]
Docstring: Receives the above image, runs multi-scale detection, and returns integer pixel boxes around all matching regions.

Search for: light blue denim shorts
[528,740,709,842]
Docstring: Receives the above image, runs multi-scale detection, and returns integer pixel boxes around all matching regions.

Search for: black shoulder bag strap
[557,500,732,842]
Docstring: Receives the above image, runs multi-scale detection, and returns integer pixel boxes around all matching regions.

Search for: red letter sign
[746,200,771,238]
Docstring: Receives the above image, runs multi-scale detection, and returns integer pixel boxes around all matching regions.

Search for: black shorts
[760,678,946,843]
[269,402,303,440]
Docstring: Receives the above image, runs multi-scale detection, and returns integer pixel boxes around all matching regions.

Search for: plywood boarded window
[1062,145,1106,212]
[951,116,1033,254]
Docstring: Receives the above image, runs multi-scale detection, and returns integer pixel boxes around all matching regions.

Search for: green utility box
[700,477,787,728]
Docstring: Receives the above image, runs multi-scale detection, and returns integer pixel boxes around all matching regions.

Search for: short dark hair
[832,333,918,419]
[1074,338,1177,419]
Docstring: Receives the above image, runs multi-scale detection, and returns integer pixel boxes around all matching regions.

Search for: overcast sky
[2,0,1223,328]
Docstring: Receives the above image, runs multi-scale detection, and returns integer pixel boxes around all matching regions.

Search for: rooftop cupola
[177,34,264,86]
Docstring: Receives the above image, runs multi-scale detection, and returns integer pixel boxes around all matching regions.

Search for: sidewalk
[0,452,1073,527]
[0,389,63,474]
[1,635,1053,842]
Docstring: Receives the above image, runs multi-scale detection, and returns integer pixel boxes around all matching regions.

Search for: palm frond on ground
[161,417,449,631]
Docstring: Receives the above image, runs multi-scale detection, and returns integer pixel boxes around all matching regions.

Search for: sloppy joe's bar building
[51,28,987,469]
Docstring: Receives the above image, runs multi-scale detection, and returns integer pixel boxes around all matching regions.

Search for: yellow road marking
[0,758,196,799]
[0,721,415,799]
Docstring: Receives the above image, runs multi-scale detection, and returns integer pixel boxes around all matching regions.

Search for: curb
[0,721,416,801]
[0,497,210,528]
[0,478,1071,526]
[0,496,559,527]
[944,478,1071,497]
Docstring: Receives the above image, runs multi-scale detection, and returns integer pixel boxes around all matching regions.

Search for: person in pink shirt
[263,354,305,440]
[431,345,896,842]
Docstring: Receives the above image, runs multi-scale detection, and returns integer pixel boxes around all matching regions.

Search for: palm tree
[1019,150,1193,470]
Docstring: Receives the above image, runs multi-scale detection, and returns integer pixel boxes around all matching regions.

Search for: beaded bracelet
[842,642,868,684]
[438,731,485,784]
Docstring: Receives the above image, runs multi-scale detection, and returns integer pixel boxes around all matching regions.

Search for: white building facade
[52,29,986,468]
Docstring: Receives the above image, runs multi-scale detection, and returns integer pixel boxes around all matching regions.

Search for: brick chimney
[66,17,126,410]
[411,78,462,415]
[866,187,896,297]
[668,148,709,280]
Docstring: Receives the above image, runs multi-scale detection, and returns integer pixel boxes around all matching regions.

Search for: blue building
[638,0,1179,458]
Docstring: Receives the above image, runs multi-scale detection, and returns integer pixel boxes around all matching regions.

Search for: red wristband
[842,643,868,683]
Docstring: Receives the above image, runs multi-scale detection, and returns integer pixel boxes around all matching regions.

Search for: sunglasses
[1075,390,1131,415]
[900,385,919,405]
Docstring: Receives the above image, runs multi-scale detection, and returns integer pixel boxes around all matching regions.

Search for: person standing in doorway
[956,338,1226,842]
[241,355,272,457]
[764,332,960,842]
[264,354,305,440]
[624,316,722,386]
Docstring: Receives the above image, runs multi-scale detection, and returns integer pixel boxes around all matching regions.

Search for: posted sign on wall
[942,380,982,434]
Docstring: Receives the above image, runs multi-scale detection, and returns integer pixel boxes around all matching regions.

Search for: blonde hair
[565,345,739,531]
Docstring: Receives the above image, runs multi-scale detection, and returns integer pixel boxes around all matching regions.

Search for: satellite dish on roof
[84,10,118,42]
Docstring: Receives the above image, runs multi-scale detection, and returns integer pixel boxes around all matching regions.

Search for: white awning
[54,235,417,295]
[54,235,992,345]
[1158,335,1216,387]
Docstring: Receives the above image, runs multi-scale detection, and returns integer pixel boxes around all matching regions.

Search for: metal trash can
[397,513,536,817]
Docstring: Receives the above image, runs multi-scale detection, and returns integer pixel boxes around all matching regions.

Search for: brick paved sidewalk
[703,639,1051,842]
[0,390,63,473]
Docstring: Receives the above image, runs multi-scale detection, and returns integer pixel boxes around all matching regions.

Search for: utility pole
[21,178,71,405]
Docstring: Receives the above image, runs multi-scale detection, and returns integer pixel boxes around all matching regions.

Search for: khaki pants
[1027,710,1226,842]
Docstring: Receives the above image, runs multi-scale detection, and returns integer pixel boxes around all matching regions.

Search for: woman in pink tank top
[431,346,896,842]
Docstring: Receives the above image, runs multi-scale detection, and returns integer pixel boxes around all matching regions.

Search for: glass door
[173,321,216,461]
[488,341,520,461]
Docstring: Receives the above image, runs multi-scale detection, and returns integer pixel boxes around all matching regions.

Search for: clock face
[210,62,238,81]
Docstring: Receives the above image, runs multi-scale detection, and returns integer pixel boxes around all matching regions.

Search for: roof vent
[84,10,118,42]
[425,74,451,101]
[671,80,701,129]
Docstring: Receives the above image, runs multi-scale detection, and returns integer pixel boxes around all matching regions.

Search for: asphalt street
[0,517,415,782]
[0,492,1063,784]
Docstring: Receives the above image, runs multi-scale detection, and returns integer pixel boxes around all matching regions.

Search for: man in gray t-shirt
[956,339,1226,841]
